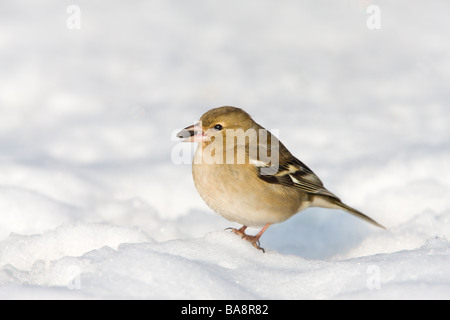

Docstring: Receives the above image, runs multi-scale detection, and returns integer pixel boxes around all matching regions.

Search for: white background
[0,0,449,299]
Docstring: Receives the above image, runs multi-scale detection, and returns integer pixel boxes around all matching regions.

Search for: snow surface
[0,0,450,299]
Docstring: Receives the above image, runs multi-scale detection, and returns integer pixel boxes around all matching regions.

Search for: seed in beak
[177,123,205,142]
[177,125,197,139]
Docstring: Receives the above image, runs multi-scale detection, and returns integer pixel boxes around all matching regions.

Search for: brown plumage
[177,106,385,252]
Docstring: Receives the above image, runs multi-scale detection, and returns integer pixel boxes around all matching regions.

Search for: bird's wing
[251,144,340,200]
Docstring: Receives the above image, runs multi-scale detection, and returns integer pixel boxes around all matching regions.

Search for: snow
[1,0,450,299]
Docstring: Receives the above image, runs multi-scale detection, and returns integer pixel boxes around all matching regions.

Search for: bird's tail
[332,199,386,229]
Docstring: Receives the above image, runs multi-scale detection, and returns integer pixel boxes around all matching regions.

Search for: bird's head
[177,106,255,143]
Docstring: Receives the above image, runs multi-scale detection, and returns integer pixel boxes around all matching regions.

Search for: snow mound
[1,229,449,299]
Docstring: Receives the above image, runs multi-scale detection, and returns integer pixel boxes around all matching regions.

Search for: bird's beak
[177,122,206,142]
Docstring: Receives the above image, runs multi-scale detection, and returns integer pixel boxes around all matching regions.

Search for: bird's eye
[214,124,223,131]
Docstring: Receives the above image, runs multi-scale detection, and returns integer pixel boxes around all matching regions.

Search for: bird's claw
[225,227,265,252]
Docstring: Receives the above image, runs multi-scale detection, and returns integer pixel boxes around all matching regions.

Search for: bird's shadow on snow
[260,208,377,259]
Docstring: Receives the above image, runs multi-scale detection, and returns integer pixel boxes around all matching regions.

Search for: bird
[177,106,385,252]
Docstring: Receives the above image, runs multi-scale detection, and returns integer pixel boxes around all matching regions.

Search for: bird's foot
[241,234,265,253]
[225,226,265,252]
[225,226,247,237]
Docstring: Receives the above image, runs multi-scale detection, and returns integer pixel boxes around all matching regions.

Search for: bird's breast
[192,147,308,227]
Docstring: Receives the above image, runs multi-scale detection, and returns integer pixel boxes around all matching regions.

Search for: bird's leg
[226,224,271,252]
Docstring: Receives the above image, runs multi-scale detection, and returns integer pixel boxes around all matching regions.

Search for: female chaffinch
[178,106,384,252]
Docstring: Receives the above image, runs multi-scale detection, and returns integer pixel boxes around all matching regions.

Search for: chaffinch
[177,106,384,252]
